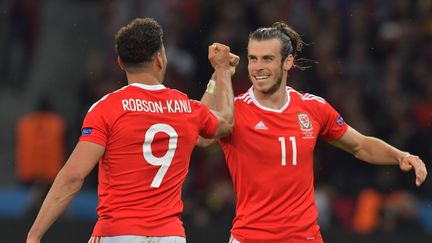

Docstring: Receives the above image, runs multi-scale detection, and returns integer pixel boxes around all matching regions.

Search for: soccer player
[26,18,236,243]
[199,21,428,243]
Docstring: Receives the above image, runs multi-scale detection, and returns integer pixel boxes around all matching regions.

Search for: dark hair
[115,18,163,68]
[249,21,310,70]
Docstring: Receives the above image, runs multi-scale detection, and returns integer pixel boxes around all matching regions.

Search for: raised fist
[208,43,230,70]
[229,52,240,76]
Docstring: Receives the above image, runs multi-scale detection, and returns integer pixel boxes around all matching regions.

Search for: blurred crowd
[2,0,431,237]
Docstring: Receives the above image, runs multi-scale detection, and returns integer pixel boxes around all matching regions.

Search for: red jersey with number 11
[79,83,219,237]
[220,86,348,243]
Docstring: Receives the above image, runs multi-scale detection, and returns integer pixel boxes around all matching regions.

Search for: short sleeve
[192,100,219,138]
[319,102,348,141]
[79,102,108,147]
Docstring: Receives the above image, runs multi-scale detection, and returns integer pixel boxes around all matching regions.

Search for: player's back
[80,83,218,237]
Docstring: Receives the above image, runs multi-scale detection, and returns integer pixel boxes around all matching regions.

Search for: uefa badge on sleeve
[81,127,93,136]
[336,114,345,127]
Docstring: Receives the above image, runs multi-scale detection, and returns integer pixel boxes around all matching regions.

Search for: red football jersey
[220,86,348,243]
[79,83,219,237]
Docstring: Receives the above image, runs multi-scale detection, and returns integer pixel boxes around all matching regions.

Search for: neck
[253,83,287,110]
[126,71,162,85]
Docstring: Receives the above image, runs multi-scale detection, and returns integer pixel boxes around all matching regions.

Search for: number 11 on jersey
[278,136,297,166]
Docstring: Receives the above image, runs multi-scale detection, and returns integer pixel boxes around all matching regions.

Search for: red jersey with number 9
[220,86,348,243]
[79,83,219,237]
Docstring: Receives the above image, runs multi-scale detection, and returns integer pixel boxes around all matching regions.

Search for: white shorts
[229,235,240,243]
[88,235,186,243]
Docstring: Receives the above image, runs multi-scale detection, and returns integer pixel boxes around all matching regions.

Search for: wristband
[206,79,216,94]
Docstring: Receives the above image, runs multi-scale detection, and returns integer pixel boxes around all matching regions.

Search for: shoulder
[162,88,201,105]
[163,87,186,97]
[88,85,130,112]
[286,87,336,119]
[234,91,252,105]
[189,99,210,111]
[170,88,188,97]
[287,86,326,106]
[164,89,209,111]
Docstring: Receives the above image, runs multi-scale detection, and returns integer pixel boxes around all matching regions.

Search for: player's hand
[208,43,230,71]
[399,154,427,186]
[229,52,240,76]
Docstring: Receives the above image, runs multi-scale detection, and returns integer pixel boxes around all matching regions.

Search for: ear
[117,56,126,70]
[283,54,294,71]
[155,52,163,70]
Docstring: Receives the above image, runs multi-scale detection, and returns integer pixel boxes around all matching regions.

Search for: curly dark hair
[115,18,163,68]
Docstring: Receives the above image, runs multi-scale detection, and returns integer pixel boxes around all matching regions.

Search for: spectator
[16,95,66,216]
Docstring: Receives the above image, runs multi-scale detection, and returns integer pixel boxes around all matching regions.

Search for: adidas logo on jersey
[254,121,268,130]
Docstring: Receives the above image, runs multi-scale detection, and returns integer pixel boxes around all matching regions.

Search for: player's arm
[198,49,239,147]
[197,73,219,147]
[26,141,104,243]
[203,43,238,139]
[329,126,427,186]
[211,66,233,139]
[200,72,218,111]
[201,52,239,108]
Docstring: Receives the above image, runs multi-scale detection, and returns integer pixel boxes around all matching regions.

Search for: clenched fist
[229,52,240,76]
[208,43,231,70]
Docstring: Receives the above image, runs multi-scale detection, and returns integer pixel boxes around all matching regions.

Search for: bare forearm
[197,70,233,146]
[354,136,408,165]
[200,91,216,109]
[198,81,218,147]
[203,43,235,141]
[332,126,427,186]
[214,69,234,124]
[200,73,217,109]
[27,171,84,241]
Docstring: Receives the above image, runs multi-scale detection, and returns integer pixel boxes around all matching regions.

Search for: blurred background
[0,0,431,242]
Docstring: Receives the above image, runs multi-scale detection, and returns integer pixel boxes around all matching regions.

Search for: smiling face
[247,38,293,95]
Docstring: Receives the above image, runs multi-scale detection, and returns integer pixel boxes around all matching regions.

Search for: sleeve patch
[81,127,93,136]
[336,115,345,127]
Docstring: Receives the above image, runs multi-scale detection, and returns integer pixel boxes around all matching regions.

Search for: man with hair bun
[199,21,427,243]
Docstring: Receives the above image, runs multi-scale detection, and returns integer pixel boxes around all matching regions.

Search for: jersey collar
[130,83,166,90]
[248,86,290,113]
